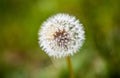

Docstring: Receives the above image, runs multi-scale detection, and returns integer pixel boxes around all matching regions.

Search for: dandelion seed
[38,13,85,58]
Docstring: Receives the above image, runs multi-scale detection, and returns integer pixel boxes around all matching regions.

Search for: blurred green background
[0,0,120,78]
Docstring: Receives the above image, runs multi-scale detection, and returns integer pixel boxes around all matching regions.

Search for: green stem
[66,56,75,78]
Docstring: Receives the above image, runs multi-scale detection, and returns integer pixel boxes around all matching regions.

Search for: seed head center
[53,29,70,47]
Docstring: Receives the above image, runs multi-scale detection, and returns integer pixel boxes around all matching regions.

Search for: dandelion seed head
[38,13,85,58]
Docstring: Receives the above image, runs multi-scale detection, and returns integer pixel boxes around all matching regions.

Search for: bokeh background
[0,0,120,78]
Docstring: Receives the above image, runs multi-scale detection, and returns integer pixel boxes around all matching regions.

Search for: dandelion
[38,13,85,58]
[38,13,85,78]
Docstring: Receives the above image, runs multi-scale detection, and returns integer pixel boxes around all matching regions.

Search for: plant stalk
[66,56,74,78]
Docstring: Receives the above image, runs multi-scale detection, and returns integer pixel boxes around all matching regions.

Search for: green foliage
[0,0,120,78]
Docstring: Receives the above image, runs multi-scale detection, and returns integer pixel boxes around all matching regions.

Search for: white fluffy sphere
[38,13,85,58]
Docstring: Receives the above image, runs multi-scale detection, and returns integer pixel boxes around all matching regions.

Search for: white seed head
[38,13,85,58]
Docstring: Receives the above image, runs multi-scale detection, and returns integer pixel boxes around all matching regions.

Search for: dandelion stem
[66,56,74,78]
